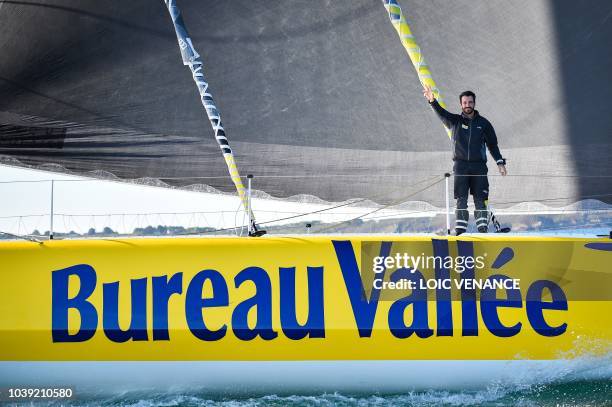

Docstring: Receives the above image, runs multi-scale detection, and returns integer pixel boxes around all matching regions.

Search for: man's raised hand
[422,84,435,103]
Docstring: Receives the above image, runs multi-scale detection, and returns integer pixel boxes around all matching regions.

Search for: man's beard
[462,107,473,115]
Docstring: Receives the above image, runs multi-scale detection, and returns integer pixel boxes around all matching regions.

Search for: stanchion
[247,174,253,236]
[444,173,451,235]
[50,180,55,240]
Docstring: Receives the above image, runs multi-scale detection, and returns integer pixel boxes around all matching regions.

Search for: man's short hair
[459,90,476,102]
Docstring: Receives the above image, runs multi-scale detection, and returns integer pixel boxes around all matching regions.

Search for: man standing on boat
[423,86,507,235]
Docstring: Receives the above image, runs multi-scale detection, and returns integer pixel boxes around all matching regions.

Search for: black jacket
[429,99,504,164]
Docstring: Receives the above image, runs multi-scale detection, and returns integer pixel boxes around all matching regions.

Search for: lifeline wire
[315,175,445,233]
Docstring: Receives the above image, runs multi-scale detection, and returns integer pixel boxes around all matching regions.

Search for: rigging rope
[315,175,445,233]
[162,0,264,236]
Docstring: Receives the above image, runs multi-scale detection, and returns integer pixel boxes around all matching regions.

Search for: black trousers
[453,161,489,232]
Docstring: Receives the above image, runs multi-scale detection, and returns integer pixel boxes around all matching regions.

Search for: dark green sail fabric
[1,1,611,206]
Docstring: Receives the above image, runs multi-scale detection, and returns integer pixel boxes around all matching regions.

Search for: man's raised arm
[423,85,458,129]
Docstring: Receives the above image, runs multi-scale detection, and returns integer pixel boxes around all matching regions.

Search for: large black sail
[1,0,611,206]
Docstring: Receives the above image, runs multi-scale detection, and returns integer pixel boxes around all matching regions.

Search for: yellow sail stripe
[382,0,452,138]
[224,154,255,220]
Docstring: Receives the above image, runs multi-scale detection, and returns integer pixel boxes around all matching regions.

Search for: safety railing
[1,172,611,240]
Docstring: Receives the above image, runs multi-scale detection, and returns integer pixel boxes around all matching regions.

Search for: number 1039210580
[2,387,74,400]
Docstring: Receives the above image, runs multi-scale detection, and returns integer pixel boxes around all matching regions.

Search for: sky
[0,164,424,236]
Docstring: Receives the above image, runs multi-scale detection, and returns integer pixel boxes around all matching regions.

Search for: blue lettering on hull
[51,240,568,342]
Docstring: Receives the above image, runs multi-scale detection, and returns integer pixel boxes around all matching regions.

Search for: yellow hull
[1,236,610,362]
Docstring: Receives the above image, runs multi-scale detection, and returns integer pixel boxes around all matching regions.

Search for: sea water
[4,379,610,407]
